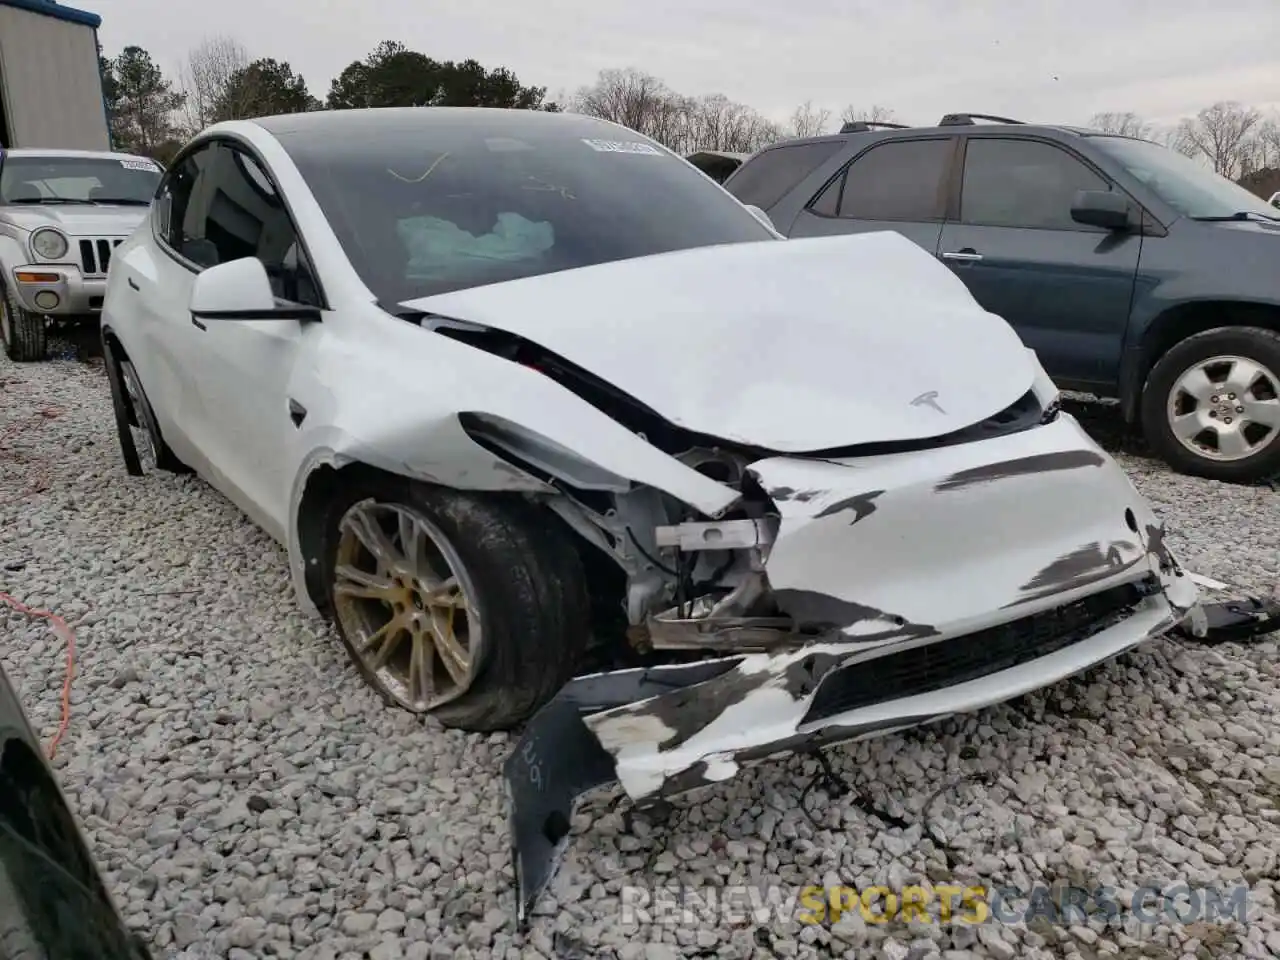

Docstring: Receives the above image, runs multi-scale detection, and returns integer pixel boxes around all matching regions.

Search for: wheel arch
[1122,299,1280,424]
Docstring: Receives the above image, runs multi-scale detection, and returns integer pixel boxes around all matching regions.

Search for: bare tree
[1088,111,1151,138]
[1176,101,1263,179]
[572,68,688,144]
[1256,117,1280,170]
[788,100,831,138]
[840,104,899,126]
[179,35,249,133]
[687,94,781,153]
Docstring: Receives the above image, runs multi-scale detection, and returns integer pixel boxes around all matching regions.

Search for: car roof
[1,147,155,162]
[754,116,1128,155]
[250,106,643,145]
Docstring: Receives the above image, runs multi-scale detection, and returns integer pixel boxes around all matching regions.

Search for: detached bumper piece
[503,658,741,929]
[1178,596,1280,644]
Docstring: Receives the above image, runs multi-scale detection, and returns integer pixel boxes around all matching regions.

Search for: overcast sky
[83,0,1280,129]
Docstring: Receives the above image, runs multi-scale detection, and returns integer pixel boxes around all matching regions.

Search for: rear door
[787,136,956,254]
[936,136,1141,391]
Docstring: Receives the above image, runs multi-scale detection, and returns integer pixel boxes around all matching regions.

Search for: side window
[153,146,210,256]
[157,142,320,305]
[959,138,1109,230]
[723,140,845,210]
[811,138,952,221]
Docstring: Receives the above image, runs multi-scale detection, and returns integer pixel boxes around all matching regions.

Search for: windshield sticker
[581,139,663,156]
[120,158,159,172]
[486,137,535,152]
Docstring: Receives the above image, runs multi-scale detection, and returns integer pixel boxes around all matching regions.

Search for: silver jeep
[0,148,161,361]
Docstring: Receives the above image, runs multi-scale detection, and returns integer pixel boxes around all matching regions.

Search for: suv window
[155,141,319,304]
[723,140,844,210]
[960,137,1109,230]
[812,138,952,221]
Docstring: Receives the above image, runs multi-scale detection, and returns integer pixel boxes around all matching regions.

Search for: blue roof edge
[0,0,102,29]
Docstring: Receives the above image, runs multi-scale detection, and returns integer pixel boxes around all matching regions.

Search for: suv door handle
[941,250,983,262]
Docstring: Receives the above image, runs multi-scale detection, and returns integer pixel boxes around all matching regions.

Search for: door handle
[127,277,140,291]
[940,250,983,262]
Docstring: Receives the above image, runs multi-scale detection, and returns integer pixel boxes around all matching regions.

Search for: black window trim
[804,135,960,223]
[951,133,1160,235]
[150,133,330,311]
[725,137,848,211]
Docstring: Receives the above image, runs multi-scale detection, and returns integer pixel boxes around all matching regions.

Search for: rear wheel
[0,283,47,363]
[322,478,591,731]
[1142,326,1280,484]
[103,337,189,475]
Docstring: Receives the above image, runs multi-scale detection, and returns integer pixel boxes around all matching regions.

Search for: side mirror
[744,204,778,233]
[189,256,320,323]
[1071,190,1131,231]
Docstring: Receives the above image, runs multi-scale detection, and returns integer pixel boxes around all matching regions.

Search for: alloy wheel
[331,501,482,712]
[1166,354,1280,462]
[119,362,157,471]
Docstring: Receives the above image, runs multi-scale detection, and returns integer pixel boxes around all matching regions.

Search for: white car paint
[100,113,1203,918]
[405,230,1035,451]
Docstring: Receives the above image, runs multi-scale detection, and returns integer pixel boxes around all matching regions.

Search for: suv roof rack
[938,113,1024,127]
[839,120,911,133]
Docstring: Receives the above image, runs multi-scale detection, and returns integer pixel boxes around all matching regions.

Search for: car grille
[77,238,125,277]
[800,578,1154,725]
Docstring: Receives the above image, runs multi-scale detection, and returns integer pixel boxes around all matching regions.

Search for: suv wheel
[1142,325,1280,483]
[0,283,48,363]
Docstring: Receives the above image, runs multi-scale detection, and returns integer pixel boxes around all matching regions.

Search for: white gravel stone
[2,357,1278,960]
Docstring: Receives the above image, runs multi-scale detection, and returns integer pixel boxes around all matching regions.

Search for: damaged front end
[503,411,1209,927]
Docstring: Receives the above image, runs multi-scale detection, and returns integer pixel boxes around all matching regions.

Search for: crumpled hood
[1,205,147,237]
[403,231,1037,451]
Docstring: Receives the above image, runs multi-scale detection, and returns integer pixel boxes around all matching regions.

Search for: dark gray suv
[723,113,1280,484]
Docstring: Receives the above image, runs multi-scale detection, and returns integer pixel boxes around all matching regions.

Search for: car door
[936,136,1141,391]
[112,143,217,471]
[787,137,956,255]
[174,142,326,539]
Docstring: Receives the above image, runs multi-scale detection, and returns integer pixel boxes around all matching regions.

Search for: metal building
[0,0,109,149]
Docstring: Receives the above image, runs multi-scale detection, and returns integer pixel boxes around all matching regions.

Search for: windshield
[0,155,161,205]
[276,112,776,304]
[1091,136,1280,221]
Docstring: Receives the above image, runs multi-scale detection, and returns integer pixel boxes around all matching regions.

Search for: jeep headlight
[30,227,69,261]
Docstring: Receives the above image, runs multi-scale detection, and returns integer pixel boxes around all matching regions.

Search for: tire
[0,283,47,363]
[321,477,591,732]
[1141,325,1280,484]
[102,337,189,476]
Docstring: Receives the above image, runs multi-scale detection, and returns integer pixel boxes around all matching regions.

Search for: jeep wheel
[0,283,47,363]
[322,479,590,732]
[1142,326,1280,483]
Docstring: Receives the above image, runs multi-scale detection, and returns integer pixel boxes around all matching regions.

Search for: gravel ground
[2,347,1279,960]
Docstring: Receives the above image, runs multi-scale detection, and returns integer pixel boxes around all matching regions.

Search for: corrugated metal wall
[0,5,109,149]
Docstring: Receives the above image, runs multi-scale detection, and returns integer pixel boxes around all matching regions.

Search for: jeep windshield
[1092,136,1280,221]
[273,111,776,304]
[0,155,161,205]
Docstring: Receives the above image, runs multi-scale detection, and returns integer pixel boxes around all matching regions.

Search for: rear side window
[811,138,953,221]
[724,140,845,210]
[959,137,1109,230]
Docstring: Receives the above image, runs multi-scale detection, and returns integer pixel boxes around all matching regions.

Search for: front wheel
[321,479,591,732]
[1141,325,1280,484]
[0,283,47,363]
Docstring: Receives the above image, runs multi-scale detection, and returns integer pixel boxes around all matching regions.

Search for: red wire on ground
[0,592,77,759]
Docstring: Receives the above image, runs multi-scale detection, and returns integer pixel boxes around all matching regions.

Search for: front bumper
[504,413,1203,925]
[10,265,106,316]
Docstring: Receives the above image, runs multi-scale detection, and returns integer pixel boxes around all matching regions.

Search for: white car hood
[402,231,1037,451]
[1,205,148,237]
